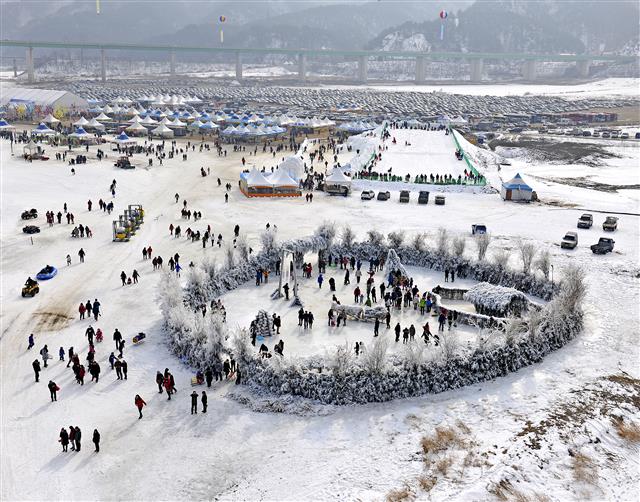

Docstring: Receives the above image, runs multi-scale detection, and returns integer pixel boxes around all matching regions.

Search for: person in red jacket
[163,375,172,400]
[135,394,146,419]
[78,302,86,320]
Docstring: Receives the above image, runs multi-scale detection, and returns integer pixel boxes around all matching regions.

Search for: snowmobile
[23,225,40,234]
[114,156,134,169]
[21,278,39,297]
[21,209,38,220]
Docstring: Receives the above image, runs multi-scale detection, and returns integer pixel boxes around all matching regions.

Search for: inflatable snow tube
[36,266,58,281]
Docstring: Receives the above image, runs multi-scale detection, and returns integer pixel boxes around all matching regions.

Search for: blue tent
[501,173,533,201]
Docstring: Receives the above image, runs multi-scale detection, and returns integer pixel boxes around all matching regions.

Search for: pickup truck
[602,216,618,231]
[561,231,578,249]
[590,237,615,254]
[577,213,593,229]
[399,190,410,203]
[418,191,430,204]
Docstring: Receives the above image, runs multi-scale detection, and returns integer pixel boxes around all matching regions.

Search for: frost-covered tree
[452,236,466,257]
[475,232,491,261]
[535,249,551,279]
[411,232,427,252]
[403,341,425,370]
[236,235,250,262]
[260,229,277,254]
[387,230,405,249]
[315,221,337,245]
[329,342,354,377]
[159,270,183,318]
[502,317,527,345]
[200,256,218,283]
[440,332,459,360]
[384,248,408,278]
[367,229,385,247]
[224,243,236,268]
[436,227,449,254]
[186,266,210,304]
[362,336,388,375]
[492,249,511,269]
[518,240,537,274]
[557,264,586,312]
[341,224,356,249]
[230,328,252,363]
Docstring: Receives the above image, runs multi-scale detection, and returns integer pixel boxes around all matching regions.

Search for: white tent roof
[95,112,112,121]
[86,118,105,129]
[245,168,273,187]
[42,113,60,124]
[0,87,88,108]
[278,156,304,180]
[73,116,89,126]
[326,168,351,184]
[151,124,174,136]
[126,122,148,132]
[271,168,299,187]
[140,116,157,125]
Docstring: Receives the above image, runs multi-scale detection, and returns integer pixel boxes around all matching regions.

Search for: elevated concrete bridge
[2,39,636,84]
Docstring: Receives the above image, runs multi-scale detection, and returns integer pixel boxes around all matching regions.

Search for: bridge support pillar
[169,51,176,78]
[26,47,34,84]
[357,55,368,83]
[576,60,591,78]
[415,56,426,83]
[470,59,484,82]
[13,58,18,77]
[298,53,307,82]
[100,48,106,82]
[235,52,243,80]
[522,60,537,80]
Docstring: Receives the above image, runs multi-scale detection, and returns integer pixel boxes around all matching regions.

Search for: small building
[501,173,533,202]
[240,168,274,197]
[464,282,530,318]
[324,168,352,196]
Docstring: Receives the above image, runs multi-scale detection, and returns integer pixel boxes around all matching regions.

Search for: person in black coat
[59,428,69,452]
[74,426,82,451]
[32,359,41,382]
[201,391,207,413]
[190,391,198,414]
[93,429,100,453]
[113,329,122,350]
[205,368,213,388]
[48,380,58,401]
[156,371,164,393]
[121,359,128,380]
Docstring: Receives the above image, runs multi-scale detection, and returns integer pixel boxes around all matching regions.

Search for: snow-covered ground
[322,77,640,99]
[1,121,639,500]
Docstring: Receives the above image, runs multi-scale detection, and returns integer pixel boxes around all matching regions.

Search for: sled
[22,281,39,297]
[36,266,58,281]
[132,332,146,344]
[191,376,204,386]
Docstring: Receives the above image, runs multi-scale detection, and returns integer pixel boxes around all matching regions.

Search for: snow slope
[1,127,639,500]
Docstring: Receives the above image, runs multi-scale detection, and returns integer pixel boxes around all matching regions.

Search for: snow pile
[344,133,379,172]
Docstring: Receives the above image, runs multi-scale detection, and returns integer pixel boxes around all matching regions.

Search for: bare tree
[492,249,511,269]
[367,229,385,247]
[475,233,491,261]
[362,336,388,375]
[436,227,449,254]
[440,333,459,360]
[315,221,337,245]
[558,264,587,312]
[518,240,537,274]
[535,249,551,279]
[341,224,355,249]
[387,230,405,248]
[411,232,427,252]
[260,229,277,253]
[330,342,354,377]
[452,236,466,257]
[236,235,250,261]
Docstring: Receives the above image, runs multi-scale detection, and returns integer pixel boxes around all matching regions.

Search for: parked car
[591,237,615,254]
[377,191,390,201]
[360,190,375,200]
[592,131,600,138]
[23,225,40,234]
[561,231,578,249]
[434,195,446,205]
[635,132,640,140]
[577,213,593,229]
[611,130,620,138]
[418,191,430,204]
[602,132,610,138]
[602,216,618,231]
[621,132,629,140]
[399,190,410,203]
[472,224,487,235]
[582,130,592,137]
